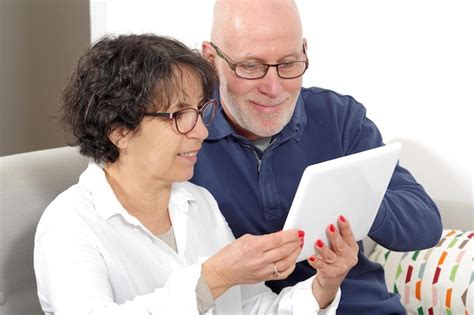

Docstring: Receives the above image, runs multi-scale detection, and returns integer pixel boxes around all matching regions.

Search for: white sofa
[0,146,472,314]
[0,147,88,315]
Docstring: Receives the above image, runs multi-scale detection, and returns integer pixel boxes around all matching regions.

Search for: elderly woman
[34,34,358,314]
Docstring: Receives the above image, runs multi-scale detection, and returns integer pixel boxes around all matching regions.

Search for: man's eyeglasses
[210,42,309,80]
[144,99,217,134]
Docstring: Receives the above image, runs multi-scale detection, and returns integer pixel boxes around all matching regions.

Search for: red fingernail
[316,239,324,248]
[329,224,335,233]
[298,230,305,238]
[339,215,346,223]
[309,256,316,262]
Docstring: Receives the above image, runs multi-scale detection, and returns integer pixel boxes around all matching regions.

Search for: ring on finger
[273,263,280,278]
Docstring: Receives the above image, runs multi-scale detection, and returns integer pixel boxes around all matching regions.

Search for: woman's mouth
[178,150,199,162]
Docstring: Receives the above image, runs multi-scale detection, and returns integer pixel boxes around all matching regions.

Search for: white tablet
[283,143,401,262]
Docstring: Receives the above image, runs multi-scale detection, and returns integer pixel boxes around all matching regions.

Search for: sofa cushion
[0,147,88,314]
[369,229,473,315]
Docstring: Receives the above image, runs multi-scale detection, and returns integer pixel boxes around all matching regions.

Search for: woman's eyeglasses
[144,99,218,134]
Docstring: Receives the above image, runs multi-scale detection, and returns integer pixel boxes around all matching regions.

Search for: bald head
[211,0,303,48]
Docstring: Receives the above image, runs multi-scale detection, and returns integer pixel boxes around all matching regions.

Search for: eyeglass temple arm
[144,112,174,119]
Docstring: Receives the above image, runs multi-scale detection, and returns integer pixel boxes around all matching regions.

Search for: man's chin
[247,123,286,139]
[223,103,288,138]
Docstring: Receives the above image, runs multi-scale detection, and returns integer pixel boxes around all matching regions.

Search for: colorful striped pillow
[369,230,473,315]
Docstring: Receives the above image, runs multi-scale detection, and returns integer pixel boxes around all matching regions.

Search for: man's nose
[257,66,284,97]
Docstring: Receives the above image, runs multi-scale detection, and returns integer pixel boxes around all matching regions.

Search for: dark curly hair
[60,34,217,163]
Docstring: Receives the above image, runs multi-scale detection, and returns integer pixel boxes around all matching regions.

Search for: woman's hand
[307,215,359,309]
[202,229,304,299]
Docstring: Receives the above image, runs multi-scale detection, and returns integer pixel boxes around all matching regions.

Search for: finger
[262,237,301,263]
[307,255,338,276]
[307,255,324,271]
[310,238,359,278]
[314,239,337,264]
[326,223,346,255]
[274,246,301,279]
[337,215,357,248]
[308,253,348,278]
[257,229,303,251]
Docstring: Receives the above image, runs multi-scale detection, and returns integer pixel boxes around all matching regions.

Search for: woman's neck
[103,162,172,235]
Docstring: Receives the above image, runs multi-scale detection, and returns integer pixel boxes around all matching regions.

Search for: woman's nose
[187,116,209,140]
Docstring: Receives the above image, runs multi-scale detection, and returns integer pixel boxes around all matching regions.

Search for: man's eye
[279,62,297,69]
[238,63,262,71]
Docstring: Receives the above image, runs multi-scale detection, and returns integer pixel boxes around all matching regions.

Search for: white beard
[220,86,298,138]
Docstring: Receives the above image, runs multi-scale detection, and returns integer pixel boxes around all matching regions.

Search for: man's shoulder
[299,86,365,115]
[301,86,360,105]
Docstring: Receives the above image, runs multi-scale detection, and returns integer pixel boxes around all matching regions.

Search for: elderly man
[191,1,442,314]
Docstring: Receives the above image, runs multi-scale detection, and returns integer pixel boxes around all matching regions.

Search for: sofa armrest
[0,146,88,315]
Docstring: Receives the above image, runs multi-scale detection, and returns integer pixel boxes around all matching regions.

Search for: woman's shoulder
[36,184,94,237]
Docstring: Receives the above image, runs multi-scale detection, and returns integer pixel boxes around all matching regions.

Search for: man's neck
[221,107,263,141]
[252,137,272,152]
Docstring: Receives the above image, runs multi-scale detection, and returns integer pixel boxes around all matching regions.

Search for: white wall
[90,0,473,221]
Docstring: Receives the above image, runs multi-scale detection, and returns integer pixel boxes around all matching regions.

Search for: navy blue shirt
[191,87,442,314]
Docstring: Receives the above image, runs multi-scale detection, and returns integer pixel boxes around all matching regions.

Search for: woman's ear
[202,41,215,65]
[109,127,132,149]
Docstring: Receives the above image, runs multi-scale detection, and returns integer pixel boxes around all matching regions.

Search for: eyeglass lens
[200,101,215,126]
[175,109,198,133]
[175,101,215,133]
[236,62,307,79]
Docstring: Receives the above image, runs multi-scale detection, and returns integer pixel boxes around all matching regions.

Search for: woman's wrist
[311,275,339,309]
[201,259,233,300]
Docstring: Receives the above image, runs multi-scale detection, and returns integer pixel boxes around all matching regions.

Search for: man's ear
[109,127,132,149]
[202,41,215,64]
[303,38,308,52]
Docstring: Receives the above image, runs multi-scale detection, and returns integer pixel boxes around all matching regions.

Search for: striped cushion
[369,230,473,315]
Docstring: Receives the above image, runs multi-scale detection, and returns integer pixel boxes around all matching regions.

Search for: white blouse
[34,162,340,314]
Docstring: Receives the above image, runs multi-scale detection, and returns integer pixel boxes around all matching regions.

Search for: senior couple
[34,0,442,314]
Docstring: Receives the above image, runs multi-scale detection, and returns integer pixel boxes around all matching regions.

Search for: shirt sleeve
[196,274,216,313]
[240,276,340,314]
[341,97,442,251]
[34,222,204,315]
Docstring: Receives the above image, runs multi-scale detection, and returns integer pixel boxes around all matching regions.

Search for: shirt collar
[168,182,198,214]
[207,89,307,142]
[79,161,197,223]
